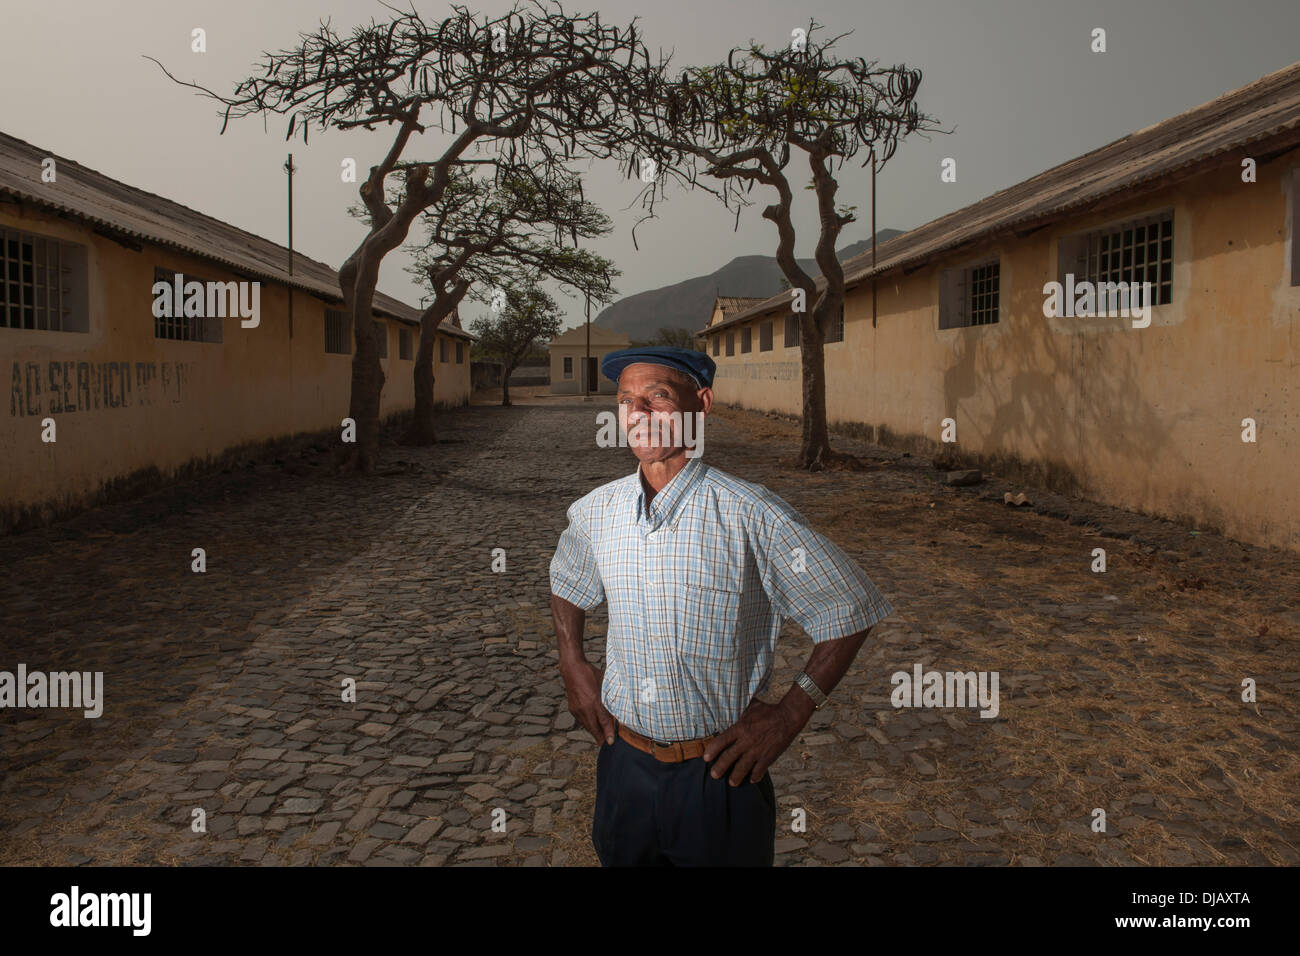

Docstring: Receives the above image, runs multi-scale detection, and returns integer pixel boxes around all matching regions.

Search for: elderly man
[549,346,893,866]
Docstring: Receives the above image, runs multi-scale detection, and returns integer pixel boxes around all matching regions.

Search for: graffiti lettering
[714,362,799,381]
[9,361,193,416]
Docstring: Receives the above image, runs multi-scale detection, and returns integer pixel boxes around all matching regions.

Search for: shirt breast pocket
[673,580,741,661]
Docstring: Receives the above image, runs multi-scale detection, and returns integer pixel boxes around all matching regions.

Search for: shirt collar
[633,454,706,531]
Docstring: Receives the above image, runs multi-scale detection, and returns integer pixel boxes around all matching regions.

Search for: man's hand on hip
[561,659,617,747]
[703,697,806,786]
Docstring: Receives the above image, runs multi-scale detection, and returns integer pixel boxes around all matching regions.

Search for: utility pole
[285,153,296,338]
[871,149,878,329]
[583,291,592,402]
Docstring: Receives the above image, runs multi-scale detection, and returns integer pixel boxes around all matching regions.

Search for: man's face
[616,362,713,465]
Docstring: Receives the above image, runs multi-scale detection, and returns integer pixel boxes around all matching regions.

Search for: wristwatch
[795,671,828,709]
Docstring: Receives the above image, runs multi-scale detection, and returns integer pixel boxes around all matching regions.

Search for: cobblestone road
[1,397,1297,866]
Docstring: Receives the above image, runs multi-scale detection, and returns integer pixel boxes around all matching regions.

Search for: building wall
[549,344,620,394]
[1,203,468,529]
[430,330,473,406]
[707,159,1300,551]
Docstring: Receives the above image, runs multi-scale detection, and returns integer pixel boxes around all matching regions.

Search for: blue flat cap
[600,346,716,390]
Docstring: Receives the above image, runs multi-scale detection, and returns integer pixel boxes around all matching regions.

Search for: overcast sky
[3,0,1297,332]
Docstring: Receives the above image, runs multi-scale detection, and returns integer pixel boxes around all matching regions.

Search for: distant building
[547,323,631,395]
[705,295,766,342]
[0,131,474,532]
[698,62,1300,552]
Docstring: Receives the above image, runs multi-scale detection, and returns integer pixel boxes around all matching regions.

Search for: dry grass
[716,402,1300,865]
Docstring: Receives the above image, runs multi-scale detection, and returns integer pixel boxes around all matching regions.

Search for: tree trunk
[403,283,468,446]
[796,312,832,469]
[798,152,854,471]
[403,331,438,445]
[501,377,512,407]
[338,257,386,473]
[336,158,444,472]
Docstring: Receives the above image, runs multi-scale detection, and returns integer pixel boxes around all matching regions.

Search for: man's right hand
[561,659,617,746]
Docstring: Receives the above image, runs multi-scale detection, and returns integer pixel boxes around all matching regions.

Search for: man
[548,346,894,866]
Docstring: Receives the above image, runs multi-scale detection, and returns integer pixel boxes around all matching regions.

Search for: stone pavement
[0,398,1297,866]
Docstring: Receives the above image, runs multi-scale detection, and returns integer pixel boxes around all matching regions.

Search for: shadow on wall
[0,408,458,536]
[836,317,1228,534]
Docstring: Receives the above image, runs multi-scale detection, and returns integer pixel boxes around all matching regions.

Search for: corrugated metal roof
[0,131,475,341]
[714,295,766,316]
[704,59,1300,334]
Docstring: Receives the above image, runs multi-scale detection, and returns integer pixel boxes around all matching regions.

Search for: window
[325,308,350,354]
[759,318,773,351]
[2,228,88,332]
[712,335,719,357]
[784,314,801,348]
[399,327,413,360]
[1060,209,1174,306]
[373,321,388,358]
[153,267,223,342]
[825,303,845,343]
[456,341,464,364]
[1291,171,1299,286]
[725,331,735,356]
[741,326,752,353]
[939,258,1000,329]
[439,337,449,363]
[564,355,573,378]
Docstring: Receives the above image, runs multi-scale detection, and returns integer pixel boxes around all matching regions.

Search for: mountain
[591,229,901,341]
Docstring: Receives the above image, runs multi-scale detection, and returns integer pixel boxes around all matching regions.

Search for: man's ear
[697,387,714,415]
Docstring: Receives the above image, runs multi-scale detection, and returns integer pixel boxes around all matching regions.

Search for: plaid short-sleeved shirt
[549,454,894,741]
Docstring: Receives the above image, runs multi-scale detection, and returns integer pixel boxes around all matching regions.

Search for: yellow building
[547,323,630,395]
[0,131,473,533]
[699,62,1300,552]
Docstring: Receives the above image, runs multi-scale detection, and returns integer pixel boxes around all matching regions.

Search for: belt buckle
[650,737,680,762]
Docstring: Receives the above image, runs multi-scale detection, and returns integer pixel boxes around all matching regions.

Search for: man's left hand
[703,697,806,786]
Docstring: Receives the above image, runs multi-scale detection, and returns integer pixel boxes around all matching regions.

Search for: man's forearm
[550,593,588,670]
[780,627,871,726]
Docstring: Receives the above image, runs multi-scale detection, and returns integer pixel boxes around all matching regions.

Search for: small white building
[547,323,631,395]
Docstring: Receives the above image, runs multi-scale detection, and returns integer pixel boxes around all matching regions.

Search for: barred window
[325,308,350,354]
[399,327,413,360]
[759,318,773,351]
[1061,209,1174,306]
[740,326,752,353]
[456,341,464,364]
[374,321,388,358]
[940,258,1000,329]
[1293,171,1299,286]
[153,267,223,343]
[725,331,735,356]
[439,337,449,363]
[825,303,845,343]
[564,355,573,378]
[712,334,719,356]
[1,228,88,332]
[784,314,801,348]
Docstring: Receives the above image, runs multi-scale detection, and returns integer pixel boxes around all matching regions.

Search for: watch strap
[795,671,828,709]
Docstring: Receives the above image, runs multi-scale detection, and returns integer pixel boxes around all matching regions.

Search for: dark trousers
[591,734,776,866]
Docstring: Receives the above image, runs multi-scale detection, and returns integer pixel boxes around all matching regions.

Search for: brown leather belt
[618,722,718,763]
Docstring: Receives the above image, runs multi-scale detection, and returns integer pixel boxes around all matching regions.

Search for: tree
[651,326,701,349]
[616,23,938,469]
[402,160,617,443]
[469,279,564,407]
[154,1,645,471]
